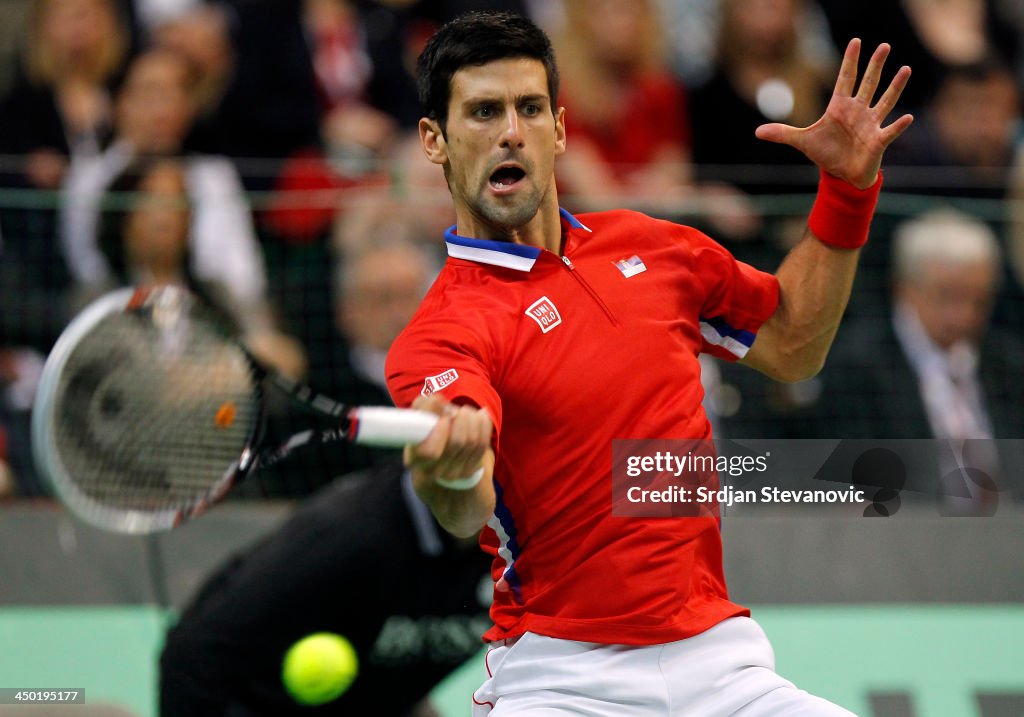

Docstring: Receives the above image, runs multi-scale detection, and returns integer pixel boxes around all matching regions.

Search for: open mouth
[489,166,526,190]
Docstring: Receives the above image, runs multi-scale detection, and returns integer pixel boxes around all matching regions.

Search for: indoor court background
[3,0,1024,715]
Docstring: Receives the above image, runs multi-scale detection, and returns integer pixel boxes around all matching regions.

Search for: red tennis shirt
[386,208,780,645]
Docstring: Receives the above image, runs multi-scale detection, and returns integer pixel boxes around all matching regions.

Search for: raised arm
[741,39,913,383]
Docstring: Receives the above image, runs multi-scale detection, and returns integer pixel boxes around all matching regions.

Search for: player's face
[422,58,566,236]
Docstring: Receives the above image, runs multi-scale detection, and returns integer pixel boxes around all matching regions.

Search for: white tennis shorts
[471,616,856,716]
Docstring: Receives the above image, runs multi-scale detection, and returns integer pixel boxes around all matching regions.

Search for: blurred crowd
[0,0,1022,508]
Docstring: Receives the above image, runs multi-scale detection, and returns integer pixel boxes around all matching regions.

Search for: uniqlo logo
[525,296,562,333]
[421,369,460,396]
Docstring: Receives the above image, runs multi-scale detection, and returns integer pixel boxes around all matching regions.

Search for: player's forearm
[748,234,861,382]
[414,464,495,538]
[743,171,881,382]
[402,396,495,537]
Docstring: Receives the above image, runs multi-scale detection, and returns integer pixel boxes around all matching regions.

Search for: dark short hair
[416,11,559,130]
[99,158,191,281]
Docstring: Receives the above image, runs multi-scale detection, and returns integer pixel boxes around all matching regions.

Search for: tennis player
[386,11,913,716]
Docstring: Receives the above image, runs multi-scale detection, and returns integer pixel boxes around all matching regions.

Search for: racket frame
[32,286,438,534]
[30,288,243,533]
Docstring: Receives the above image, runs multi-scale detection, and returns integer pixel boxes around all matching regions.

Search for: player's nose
[499,108,525,149]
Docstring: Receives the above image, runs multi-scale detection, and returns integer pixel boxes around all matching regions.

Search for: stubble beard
[474,181,545,236]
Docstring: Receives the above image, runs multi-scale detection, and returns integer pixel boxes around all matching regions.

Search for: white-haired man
[817,208,1024,510]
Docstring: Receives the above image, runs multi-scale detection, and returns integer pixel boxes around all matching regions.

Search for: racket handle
[349,407,439,447]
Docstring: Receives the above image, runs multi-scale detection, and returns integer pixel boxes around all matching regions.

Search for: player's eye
[522,103,542,117]
[473,104,496,119]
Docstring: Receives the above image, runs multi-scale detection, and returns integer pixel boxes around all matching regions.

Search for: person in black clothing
[690,0,833,198]
[160,459,492,716]
[257,237,436,498]
[882,58,1021,202]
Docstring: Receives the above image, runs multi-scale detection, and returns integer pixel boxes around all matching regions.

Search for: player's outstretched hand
[755,38,913,189]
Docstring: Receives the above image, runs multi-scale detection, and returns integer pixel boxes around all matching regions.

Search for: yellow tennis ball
[281,632,359,705]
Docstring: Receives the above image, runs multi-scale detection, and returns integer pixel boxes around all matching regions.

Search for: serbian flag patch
[614,255,647,278]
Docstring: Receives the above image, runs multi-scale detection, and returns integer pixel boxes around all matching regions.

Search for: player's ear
[554,106,566,157]
[419,117,448,166]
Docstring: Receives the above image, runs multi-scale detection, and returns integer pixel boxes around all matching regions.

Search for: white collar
[443,208,591,272]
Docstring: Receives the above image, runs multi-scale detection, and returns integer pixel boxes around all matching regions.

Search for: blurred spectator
[150,3,235,136]
[690,0,834,196]
[0,0,130,178]
[227,0,532,249]
[811,208,1024,508]
[332,238,436,398]
[822,208,1023,437]
[553,0,756,238]
[60,47,273,317]
[858,59,1023,325]
[254,0,404,244]
[306,0,400,177]
[884,58,1021,201]
[901,0,990,69]
[0,0,130,498]
[157,0,321,179]
[817,0,1021,107]
[257,234,436,497]
[258,0,533,246]
[659,0,836,91]
[708,207,1024,445]
[0,0,131,347]
[326,233,436,401]
[84,157,307,378]
[349,0,532,131]
[333,133,454,260]
[0,1,34,97]
[554,0,693,208]
[814,0,948,112]
[656,0,720,88]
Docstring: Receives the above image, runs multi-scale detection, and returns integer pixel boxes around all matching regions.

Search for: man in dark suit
[812,207,1024,510]
[161,459,492,717]
[256,238,436,497]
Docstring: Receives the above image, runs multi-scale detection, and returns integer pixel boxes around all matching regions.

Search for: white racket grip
[349,407,439,447]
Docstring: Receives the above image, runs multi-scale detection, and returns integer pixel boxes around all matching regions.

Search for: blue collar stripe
[559,207,591,231]
[445,230,540,272]
[443,209,590,271]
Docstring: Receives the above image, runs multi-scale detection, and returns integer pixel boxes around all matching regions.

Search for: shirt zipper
[560,255,619,326]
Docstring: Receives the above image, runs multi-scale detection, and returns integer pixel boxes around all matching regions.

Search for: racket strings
[52,307,259,514]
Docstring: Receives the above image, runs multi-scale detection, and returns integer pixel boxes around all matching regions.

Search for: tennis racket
[31,285,438,534]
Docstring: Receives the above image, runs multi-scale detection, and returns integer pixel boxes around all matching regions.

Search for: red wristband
[808,170,883,250]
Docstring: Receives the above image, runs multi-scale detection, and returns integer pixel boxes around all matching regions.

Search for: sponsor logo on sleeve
[421,369,460,396]
[525,296,562,333]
